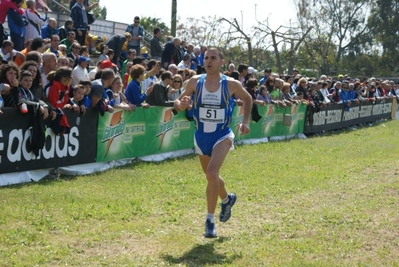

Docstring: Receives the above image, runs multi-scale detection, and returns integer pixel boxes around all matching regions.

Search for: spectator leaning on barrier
[146,71,174,107]
[125,64,152,108]
[89,68,115,116]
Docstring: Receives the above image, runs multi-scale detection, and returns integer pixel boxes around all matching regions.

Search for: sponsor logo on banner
[262,105,274,134]
[101,111,124,157]
[0,127,79,163]
[157,108,174,149]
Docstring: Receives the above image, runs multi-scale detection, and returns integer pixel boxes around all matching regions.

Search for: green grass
[1,120,399,267]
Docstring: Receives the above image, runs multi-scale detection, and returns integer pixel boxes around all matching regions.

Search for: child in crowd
[79,79,92,108]
[65,84,85,115]
[123,61,133,89]
[45,67,73,134]
[98,44,108,62]
[18,70,47,155]
[106,49,114,62]
[79,45,90,59]
[18,70,48,114]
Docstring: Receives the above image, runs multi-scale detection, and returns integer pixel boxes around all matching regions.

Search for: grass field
[1,120,399,267]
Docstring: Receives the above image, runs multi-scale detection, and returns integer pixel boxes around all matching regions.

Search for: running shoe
[219,193,236,223]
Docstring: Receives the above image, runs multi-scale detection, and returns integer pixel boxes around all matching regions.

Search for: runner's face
[204,50,223,73]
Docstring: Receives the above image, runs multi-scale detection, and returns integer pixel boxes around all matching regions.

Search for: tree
[367,0,399,75]
[296,0,373,74]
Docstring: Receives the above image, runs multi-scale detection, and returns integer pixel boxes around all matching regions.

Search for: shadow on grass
[162,237,242,266]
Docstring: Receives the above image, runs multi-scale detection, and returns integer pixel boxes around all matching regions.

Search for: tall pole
[171,0,177,36]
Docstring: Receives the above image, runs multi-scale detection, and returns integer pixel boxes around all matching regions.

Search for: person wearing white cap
[71,56,90,86]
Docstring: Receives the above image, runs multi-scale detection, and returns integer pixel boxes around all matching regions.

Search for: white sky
[100,0,298,31]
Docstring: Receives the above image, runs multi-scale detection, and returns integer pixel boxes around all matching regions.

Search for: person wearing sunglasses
[125,16,144,55]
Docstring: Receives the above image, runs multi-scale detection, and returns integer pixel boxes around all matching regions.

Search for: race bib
[199,104,225,123]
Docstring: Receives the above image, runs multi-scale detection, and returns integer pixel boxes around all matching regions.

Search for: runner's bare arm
[228,79,252,131]
[174,75,200,112]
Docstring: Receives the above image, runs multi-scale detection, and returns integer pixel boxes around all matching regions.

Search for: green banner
[97,104,307,162]
[97,107,195,162]
[231,103,307,140]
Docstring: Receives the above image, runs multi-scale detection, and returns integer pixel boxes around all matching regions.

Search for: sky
[99,0,298,32]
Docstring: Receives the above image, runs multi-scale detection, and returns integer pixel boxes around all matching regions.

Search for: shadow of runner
[162,237,242,266]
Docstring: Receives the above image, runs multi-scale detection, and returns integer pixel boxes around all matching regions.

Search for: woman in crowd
[168,74,183,101]
[0,62,20,107]
[107,76,135,111]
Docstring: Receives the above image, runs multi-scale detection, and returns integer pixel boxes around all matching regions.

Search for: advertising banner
[304,99,393,133]
[231,103,307,140]
[96,107,196,162]
[0,108,97,174]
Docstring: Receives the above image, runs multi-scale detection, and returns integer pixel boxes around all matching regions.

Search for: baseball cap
[100,59,117,69]
[248,67,256,74]
[78,56,90,63]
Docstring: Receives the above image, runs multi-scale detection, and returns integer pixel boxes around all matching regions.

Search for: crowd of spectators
[0,0,398,153]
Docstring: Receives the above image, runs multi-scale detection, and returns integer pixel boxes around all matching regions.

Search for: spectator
[89,68,115,115]
[20,60,43,100]
[60,31,76,54]
[88,60,101,81]
[168,74,183,101]
[67,42,80,67]
[23,0,48,44]
[259,68,272,86]
[58,19,74,41]
[125,64,151,107]
[197,45,207,67]
[0,0,24,45]
[45,34,63,58]
[141,59,159,92]
[6,0,25,51]
[121,49,136,77]
[123,61,133,89]
[70,0,88,47]
[79,45,90,58]
[161,37,180,69]
[58,44,67,56]
[26,51,42,66]
[103,32,132,66]
[168,63,178,76]
[45,67,73,134]
[150,27,163,61]
[280,82,299,106]
[72,56,90,86]
[177,53,191,69]
[237,64,248,85]
[0,40,25,65]
[146,71,174,107]
[106,48,114,62]
[69,0,98,11]
[125,16,144,54]
[79,79,92,107]
[97,44,108,62]
[0,62,20,107]
[17,70,48,155]
[107,76,134,111]
[99,59,118,73]
[65,84,85,114]
[256,85,271,104]
[41,18,59,42]
[296,77,309,100]
[329,81,341,103]
[320,81,332,104]
[21,37,45,57]
[40,52,57,87]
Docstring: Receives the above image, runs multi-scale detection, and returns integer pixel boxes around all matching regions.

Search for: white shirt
[72,65,89,86]
[0,48,17,61]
